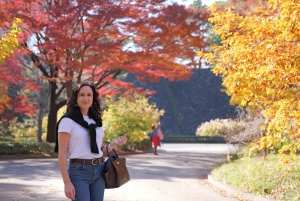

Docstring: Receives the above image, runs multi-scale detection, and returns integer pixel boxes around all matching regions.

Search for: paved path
[0,143,239,201]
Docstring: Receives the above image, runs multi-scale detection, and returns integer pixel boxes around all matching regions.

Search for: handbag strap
[106,145,119,162]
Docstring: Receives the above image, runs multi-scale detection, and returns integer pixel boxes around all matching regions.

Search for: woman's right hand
[64,182,76,200]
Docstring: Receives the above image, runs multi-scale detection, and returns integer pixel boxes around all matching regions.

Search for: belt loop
[84,159,86,165]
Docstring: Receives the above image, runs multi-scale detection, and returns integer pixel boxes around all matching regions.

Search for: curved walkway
[0,143,239,201]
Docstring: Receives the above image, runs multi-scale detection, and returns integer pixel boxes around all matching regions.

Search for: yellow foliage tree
[0,18,21,114]
[0,18,21,62]
[102,94,164,145]
[198,0,300,159]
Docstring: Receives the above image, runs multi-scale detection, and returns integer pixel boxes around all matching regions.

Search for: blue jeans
[68,162,105,201]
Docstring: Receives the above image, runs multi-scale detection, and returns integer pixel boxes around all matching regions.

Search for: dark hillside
[126,68,237,136]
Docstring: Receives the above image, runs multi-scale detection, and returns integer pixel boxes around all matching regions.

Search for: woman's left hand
[111,134,127,147]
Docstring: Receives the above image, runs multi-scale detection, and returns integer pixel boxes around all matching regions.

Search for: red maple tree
[0,3,41,120]
[3,0,209,142]
[0,53,39,120]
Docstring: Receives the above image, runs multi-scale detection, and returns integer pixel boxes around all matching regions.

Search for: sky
[172,0,215,6]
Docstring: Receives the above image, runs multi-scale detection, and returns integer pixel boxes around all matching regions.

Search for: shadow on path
[0,143,236,201]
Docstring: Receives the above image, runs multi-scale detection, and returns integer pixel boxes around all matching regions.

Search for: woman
[55,82,127,201]
[151,124,160,155]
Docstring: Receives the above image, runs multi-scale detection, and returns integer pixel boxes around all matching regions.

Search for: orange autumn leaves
[198,0,300,157]
[0,82,12,114]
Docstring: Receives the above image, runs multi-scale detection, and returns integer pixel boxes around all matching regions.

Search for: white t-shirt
[58,115,105,159]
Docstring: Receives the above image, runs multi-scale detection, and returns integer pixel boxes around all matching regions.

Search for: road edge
[207,174,278,201]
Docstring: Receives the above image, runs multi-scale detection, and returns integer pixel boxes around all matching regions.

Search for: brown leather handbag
[102,146,130,189]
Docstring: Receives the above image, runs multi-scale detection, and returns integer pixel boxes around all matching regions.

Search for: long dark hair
[66,81,102,119]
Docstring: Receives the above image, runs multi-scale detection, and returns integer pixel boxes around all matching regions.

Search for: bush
[163,135,225,143]
[102,93,164,150]
[196,110,266,146]
[196,118,245,137]
[0,118,18,141]
[0,142,56,156]
[0,117,40,142]
[233,110,266,144]
[120,139,152,151]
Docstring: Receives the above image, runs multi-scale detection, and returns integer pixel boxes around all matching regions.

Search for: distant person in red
[151,123,160,155]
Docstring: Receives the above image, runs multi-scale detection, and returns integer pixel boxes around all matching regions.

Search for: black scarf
[54,107,102,154]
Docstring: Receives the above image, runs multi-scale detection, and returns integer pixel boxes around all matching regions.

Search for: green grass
[211,154,300,201]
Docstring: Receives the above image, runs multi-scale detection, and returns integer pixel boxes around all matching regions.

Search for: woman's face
[77,86,93,111]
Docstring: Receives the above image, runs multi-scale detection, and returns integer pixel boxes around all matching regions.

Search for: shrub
[196,109,266,146]
[0,142,56,156]
[0,118,37,142]
[0,118,18,141]
[195,118,245,138]
[163,135,225,143]
[116,139,152,151]
[102,93,164,150]
[234,110,266,144]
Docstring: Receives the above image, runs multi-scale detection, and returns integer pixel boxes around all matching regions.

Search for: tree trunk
[46,105,59,142]
[36,85,48,142]
[46,82,58,142]
[37,104,43,142]
[65,79,73,98]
